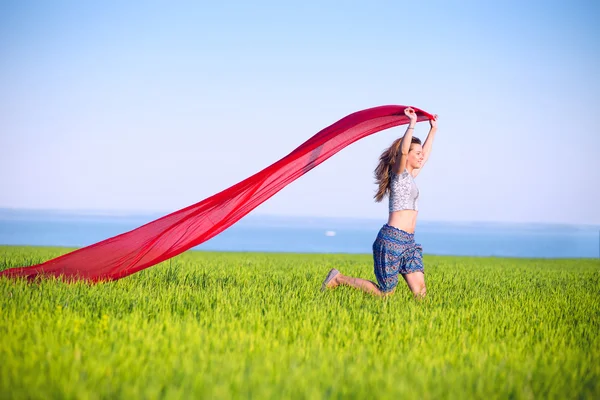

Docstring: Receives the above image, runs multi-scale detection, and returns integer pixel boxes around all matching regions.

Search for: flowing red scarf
[1,105,433,282]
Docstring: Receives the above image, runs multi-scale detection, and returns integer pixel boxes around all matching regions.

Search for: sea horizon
[1,206,599,228]
[0,208,599,259]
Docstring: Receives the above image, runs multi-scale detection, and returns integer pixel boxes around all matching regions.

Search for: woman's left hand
[404,107,417,122]
[429,114,438,128]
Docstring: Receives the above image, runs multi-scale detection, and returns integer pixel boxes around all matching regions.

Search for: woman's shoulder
[391,168,411,178]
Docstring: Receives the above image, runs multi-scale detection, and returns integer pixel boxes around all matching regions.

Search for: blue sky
[1,0,599,225]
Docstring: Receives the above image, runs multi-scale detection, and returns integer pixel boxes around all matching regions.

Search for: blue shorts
[373,224,424,293]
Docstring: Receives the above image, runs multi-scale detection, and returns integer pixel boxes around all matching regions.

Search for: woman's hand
[429,114,438,129]
[404,107,417,123]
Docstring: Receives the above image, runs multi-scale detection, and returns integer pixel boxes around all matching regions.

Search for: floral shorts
[373,224,424,293]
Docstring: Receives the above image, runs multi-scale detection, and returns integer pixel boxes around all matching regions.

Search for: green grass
[1,246,599,399]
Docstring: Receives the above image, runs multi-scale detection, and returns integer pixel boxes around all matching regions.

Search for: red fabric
[1,105,433,282]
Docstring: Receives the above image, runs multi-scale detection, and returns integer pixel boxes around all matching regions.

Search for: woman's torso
[387,169,419,233]
[387,210,418,233]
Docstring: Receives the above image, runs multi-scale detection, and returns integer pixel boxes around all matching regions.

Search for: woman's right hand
[404,107,417,122]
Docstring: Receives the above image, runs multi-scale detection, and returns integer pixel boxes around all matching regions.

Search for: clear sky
[1,0,599,225]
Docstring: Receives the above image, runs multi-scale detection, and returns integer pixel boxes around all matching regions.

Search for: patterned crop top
[389,169,419,212]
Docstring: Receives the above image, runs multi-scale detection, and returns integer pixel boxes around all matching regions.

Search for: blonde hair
[373,137,421,202]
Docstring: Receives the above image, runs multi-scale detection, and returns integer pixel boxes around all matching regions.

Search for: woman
[321,107,438,297]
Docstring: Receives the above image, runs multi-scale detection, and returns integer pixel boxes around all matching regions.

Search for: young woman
[321,107,438,297]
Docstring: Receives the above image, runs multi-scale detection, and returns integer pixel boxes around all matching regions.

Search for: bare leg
[402,271,426,298]
[327,273,391,297]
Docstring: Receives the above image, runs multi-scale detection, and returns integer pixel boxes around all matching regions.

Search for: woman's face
[408,144,424,169]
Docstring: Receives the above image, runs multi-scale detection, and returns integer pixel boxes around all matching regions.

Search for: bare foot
[327,273,342,288]
[321,268,340,291]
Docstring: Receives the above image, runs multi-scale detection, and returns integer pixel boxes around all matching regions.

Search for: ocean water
[0,209,598,259]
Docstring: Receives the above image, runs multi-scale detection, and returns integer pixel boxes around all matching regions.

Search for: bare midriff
[387,210,418,234]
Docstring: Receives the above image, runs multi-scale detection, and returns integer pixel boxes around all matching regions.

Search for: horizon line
[1,206,599,228]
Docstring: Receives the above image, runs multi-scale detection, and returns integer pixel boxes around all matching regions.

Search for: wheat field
[1,246,599,399]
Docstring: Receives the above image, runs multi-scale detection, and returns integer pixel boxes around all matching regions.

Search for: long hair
[374,136,421,202]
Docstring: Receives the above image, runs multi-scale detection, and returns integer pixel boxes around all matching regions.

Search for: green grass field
[1,246,599,399]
